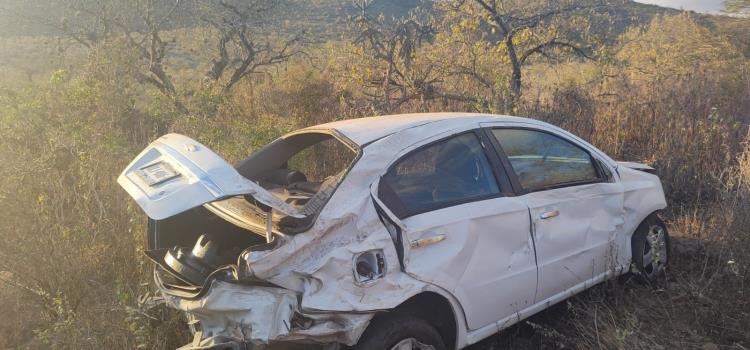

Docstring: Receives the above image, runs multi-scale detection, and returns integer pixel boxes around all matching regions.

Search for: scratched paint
[119,114,667,349]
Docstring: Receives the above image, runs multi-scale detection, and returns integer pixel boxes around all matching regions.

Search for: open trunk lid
[118,133,303,220]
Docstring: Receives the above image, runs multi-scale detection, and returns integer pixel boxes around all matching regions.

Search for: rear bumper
[162,280,373,348]
[165,280,298,343]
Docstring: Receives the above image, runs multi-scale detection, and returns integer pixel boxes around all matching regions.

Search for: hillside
[3,0,746,54]
[0,0,735,86]
[0,0,704,39]
[2,0,745,50]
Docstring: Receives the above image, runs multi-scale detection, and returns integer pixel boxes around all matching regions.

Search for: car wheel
[631,214,669,282]
[353,314,446,350]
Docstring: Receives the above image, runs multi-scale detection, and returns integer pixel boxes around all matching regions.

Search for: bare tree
[447,0,601,111]
[123,0,185,112]
[16,0,305,110]
[199,0,305,93]
[352,0,473,113]
[18,0,187,112]
[3,0,132,48]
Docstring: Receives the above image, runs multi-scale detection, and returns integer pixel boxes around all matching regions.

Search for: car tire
[353,314,447,350]
[631,214,669,283]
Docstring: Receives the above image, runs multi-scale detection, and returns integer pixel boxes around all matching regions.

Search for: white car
[119,113,669,350]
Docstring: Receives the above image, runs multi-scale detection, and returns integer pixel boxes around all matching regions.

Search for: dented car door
[376,130,538,331]
[488,127,625,303]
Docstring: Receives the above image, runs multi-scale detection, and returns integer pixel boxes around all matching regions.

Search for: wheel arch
[368,288,467,350]
[629,211,669,279]
[620,166,667,239]
[627,209,666,242]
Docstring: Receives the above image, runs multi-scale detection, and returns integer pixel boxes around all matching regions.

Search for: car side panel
[616,166,668,267]
[524,182,625,303]
[401,196,537,331]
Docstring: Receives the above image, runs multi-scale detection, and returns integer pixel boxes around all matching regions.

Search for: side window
[491,129,600,191]
[381,132,500,217]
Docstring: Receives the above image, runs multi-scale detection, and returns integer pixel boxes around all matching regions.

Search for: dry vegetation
[0,0,749,349]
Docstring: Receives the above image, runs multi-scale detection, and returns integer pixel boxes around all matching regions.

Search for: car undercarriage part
[163,233,241,285]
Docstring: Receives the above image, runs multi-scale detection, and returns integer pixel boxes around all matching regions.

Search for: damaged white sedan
[119,113,669,350]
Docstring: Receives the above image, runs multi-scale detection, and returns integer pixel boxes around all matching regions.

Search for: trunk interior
[142,131,360,293]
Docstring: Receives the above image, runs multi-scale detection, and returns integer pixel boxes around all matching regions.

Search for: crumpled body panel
[121,115,668,349]
[166,281,374,347]
[160,131,440,346]
[166,281,298,342]
[241,139,432,312]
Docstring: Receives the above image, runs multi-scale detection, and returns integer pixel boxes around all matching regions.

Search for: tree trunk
[506,35,522,113]
[224,57,254,94]
[383,58,394,113]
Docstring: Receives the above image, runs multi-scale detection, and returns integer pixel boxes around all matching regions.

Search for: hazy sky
[635,0,726,13]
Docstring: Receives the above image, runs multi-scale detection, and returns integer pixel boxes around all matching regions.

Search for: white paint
[117,133,303,220]
[526,182,625,302]
[304,113,528,146]
[404,195,537,330]
[121,114,667,349]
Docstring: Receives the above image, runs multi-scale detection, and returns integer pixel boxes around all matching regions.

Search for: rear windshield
[287,137,357,183]
[214,132,359,232]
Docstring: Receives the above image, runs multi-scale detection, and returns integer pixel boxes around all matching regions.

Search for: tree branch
[519,38,592,65]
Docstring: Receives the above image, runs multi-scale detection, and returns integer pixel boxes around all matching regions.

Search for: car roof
[300,113,532,146]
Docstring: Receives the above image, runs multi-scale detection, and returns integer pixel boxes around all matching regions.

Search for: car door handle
[540,210,559,219]
[410,234,446,249]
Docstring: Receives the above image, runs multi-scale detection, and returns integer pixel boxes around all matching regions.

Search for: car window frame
[484,126,608,194]
[234,128,363,234]
[378,129,514,219]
